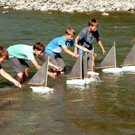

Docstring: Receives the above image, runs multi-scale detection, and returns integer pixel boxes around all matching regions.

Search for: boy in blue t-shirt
[0,46,21,88]
[45,28,90,76]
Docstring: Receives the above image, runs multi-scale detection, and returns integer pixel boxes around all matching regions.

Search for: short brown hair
[65,28,75,36]
[88,18,99,26]
[33,42,45,52]
[0,46,9,59]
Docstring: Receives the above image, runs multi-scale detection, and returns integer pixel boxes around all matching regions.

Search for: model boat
[28,56,54,94]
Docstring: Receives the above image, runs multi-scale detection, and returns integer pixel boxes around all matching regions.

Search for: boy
[45,28,90,75]
[0,46,21,88]
[7,42,61,83]
[74,18,107,69]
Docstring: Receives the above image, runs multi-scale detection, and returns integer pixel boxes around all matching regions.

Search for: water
[0,9,135,134]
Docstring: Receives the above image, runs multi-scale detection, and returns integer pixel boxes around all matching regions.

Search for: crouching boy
[0,46,21,88]
[7,42,60,83]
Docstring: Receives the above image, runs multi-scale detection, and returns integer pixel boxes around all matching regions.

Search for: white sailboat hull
[66,79,92,85]
[122,66,135,72]
[30,86,54,94]
[66,73,100,85]
[102,67,123,74]
[87,71,99,76]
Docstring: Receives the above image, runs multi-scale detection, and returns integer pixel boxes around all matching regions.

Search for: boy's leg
[23,68,29,81]
[8,57,29,83]
[16,72,24,83]
[56,55,66,74]
[48,71,56,79]
[45,53,60,75]
[18,59,29,82]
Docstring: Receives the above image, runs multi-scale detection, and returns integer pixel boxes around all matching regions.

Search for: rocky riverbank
[0,0,135,13]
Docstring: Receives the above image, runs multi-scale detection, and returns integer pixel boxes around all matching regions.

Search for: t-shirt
[78,26,100,50]
[45,36,76,55]
[8,44,35,60]
[0,64,2,69]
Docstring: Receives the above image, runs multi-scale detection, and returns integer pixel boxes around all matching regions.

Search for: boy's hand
[14,81,21,88]
[56,66,62,71]
[84,48,91,53]
[53,65,62,71]
[73,54,79,58]
[103,49,107,55]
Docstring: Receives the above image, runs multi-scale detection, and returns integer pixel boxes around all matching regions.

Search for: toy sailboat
[122,44,135,72]
[66,51,99,86]
[98,43,122,74]
[87,48,99,76]
[28,56,54,94]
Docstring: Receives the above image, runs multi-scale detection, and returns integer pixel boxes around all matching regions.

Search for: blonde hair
[88,18,99,26]
[0,46,9,59]
[65,28,75,36]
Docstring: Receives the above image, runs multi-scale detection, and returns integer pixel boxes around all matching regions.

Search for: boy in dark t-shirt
[74,18,107,69]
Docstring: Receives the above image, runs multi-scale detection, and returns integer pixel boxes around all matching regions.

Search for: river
[0,9,135,135]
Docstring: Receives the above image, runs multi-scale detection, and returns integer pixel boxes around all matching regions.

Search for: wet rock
[2,10,9,13]
[102,12,109,16]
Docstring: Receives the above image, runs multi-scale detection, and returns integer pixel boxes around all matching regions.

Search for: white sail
[28,57,49,86]
[98,45,116,68]
[122,44,135,66]
[67,52,90,79]
[67,55,82,79]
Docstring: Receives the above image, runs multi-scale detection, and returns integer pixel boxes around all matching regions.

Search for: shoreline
[0,0,135,13]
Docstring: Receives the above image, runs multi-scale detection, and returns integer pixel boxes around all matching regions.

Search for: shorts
[45,53,66,73]
[8,57,29,73]
[78,47,93,55]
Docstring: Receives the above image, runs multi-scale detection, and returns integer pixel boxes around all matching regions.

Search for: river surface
[0,9,135,135]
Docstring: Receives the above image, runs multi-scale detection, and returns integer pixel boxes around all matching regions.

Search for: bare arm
[74,35,79,54]
[31,59,41,69]
[75,44,91,53]
[62,45,79,58]
[74,35,91,54]
[96,38,107,55]
[0,69,21,88]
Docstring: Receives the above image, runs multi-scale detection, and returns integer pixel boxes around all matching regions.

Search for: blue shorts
[78,48,93,55]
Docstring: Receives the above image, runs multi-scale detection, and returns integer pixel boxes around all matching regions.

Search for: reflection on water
[0,9,135,134]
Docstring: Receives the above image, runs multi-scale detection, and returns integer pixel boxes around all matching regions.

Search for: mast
[91,48,94,71]
[114,42,117,68]
[45,56,49,86]
[80,51,83,79]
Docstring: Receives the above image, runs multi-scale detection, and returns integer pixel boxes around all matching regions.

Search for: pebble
[0,0,135,13]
